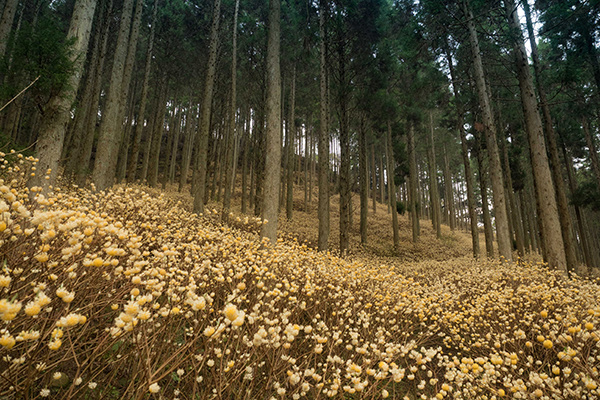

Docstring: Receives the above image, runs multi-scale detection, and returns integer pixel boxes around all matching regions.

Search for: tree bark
[127,0,158,182]
[223,0,240,217]
[581,117,600,192]
[116,84,137,183]
[563,144,593,274]
[179,103,197,192]
[522,0,577,271]
[193,0,221,213]
[337,35,351,255]
[168,107,183,183]
[359,114,368,245]
[304,125,309,211]
[446,45,479,256]
[114,0,143,181]
[92,0,134,190]
[387,120,400,250]
[147,81,167,187]
[0,0,18,58]
[73,0,113,187]
[462,0,512,262]
[475,132,494,258]
[428,112,442,239]
[505,0,567,272]
[317,0,330,251]
[241,119,249,214]
[408,121,420,242]
[260,0,281,243]
[286,65,296,220]
[371,144,377,214]
[31,0,97,192]
[443,148,455,230]
[500,131,525,257]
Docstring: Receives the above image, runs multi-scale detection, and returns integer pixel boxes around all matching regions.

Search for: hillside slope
[1,157,599,400]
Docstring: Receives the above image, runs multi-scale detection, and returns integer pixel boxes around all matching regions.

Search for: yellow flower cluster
[0,151,598,399]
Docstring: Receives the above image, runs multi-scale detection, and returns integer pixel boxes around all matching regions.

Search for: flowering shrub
[0,151,599,399]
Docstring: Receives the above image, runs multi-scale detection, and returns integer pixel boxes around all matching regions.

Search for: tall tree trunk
[359,114,368,245]
[371,144,377,214]
[408,121,419,242]
[385,141,390,214]
[563,144,593,274]
[317,0,329,251]
[500,131,525,257]
[92,0,134,190]
[241,121,249,214]
[114,0,143,181]
[0,0,18,58]
[116,84,137,183]
[581,117,600,191]
[379,154,385,210]
[127,0,158,182]
[64,0,109,176]
[517,192,531,252]
[73,0,113,187]
[387,120,400,250]
[179,103,196,192]
[62,1,100,166]
[260,0,281,242]
[168,107,183,183]
[475,132,494,258]
[428,112,442,239]
[309,127,314,206]
[253,107,265,217]
[31,0,97,192]
[339,58,350,256]
[443,148,455,230]
[505,0,566,272]
[304,125,309,211]
[147,81,167,187]
[286,65,296,220]
[192,0,221,213]
[522,0,577,271]
[463,0,512,262]
[446,45,479,256]
[223,0,240,217]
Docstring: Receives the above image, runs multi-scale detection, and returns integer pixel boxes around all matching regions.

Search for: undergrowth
[0,151,599,400]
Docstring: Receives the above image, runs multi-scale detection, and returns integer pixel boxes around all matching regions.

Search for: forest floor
[1,160,599,400]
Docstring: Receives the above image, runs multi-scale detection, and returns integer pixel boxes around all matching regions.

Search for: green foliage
[396,200,406,215]
[571,179,600,211]
[1,16,74,102]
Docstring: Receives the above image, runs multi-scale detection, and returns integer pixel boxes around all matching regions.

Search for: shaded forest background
[1,0,600,274]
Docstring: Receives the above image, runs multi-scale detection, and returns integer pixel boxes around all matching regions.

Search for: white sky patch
[516,1,543,59]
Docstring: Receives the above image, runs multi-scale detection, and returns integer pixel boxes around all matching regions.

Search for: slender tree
[31,0,97,192]
[0,0,19,58]
[192,0,221,213]
[462,0,512,262]
[407,120,420,242]
[127,0,159,182]
[223,0,240,217]
[261,0,282,242]
[504,0,567,272]
[92,0,135,190]
[317,0,330,251]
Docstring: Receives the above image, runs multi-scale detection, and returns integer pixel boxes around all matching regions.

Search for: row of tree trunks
[92,0,135,190]
[31,0,97,192]
[192,0,221,213]
[463,0,513,263]
[505,0,567,273]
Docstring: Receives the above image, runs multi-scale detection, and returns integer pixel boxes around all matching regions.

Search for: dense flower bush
[0,151,599,399]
